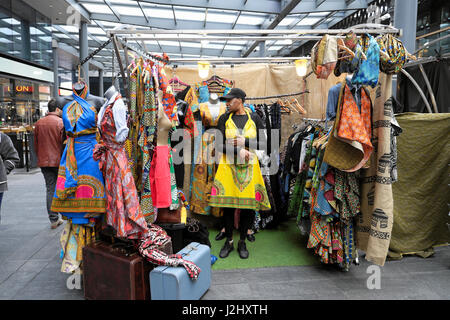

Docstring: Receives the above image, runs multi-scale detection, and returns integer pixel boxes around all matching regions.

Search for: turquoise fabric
[352,35,380,88]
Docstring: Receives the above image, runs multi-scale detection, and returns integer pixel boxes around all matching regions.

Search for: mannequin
[156,90,173,147]
[207,93,221,122]
[150,78,179,220]
[56,81,105,112]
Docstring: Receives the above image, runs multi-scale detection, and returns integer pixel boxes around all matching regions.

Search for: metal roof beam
[127,0,281,14]
[242,0,303,57]
[103,0,121,21]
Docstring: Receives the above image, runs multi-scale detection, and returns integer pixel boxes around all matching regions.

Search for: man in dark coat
[0,131,20,223]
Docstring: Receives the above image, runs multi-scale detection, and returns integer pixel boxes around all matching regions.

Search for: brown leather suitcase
[82,240,172,300]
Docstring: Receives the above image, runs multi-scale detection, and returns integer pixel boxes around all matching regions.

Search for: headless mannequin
[207,93,221,122]
[154,78,175,217]
[156,90,173,147]
[104,84,118,102]
[56,82,105,112]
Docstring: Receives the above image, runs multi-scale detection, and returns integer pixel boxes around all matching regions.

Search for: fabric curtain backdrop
[397,59,450,114]
[164,63,343,209]
[389,113,450,258]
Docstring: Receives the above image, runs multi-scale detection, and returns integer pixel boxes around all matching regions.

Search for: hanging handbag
[323,81,365,170]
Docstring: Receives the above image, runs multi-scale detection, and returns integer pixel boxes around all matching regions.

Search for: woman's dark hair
[47,99,57,112]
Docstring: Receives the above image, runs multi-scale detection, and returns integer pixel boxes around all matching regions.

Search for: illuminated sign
[5,85,34,93]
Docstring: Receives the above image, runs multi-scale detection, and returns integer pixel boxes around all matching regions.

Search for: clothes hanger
[290,98,307,115]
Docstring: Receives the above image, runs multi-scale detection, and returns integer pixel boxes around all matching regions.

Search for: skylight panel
[207,10,238,24]
[113,5,142,16]
[236,14,266,25]
[59,25,79,34]
[81,3,111,14]
[296,17,323,26]
[174,9,206,21]
[144,8,175,20]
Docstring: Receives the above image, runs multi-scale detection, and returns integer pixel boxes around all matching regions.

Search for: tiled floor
[0,169,448,300]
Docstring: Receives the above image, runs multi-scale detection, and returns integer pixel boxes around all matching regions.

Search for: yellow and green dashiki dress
[209,110,271,211]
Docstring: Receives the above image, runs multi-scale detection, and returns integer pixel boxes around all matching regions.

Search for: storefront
[0,73,53,169]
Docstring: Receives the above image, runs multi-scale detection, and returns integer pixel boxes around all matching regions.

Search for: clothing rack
[246,90,309,101]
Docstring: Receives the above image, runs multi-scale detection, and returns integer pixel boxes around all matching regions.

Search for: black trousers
[223,208,254,241]
[41,167,59,223]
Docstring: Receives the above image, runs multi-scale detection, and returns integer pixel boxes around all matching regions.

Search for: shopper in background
[34,99,65,229]
[0,131,20,223]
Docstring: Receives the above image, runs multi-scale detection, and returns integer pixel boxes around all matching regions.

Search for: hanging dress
[51,83,106,274]
[94,93,149,240]
[210,111,271,211]
[190,101,227,216]
[51,84,106,220]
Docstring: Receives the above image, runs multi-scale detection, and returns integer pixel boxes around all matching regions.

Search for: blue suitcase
[150,242,211,300]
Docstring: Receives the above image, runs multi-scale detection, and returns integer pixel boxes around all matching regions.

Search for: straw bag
[323,81,364,170]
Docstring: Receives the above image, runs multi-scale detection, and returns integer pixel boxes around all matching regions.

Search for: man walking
[0,131,20,223]
[34,99,65,229]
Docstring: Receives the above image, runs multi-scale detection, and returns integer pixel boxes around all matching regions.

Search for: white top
[97,92,129,143]
[208,102,221,122]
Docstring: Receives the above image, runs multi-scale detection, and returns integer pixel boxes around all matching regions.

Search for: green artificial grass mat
[209,219,320,270]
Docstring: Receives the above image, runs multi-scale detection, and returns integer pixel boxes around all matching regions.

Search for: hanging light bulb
[198,61,210,79]
[295,59,308,77]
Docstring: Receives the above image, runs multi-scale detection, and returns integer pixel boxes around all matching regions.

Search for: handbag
[323,81,365,171]
[182,217,211,248]
[155,208,181,224]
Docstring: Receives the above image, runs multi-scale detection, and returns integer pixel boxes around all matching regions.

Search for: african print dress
[51,84,106,274]
[210,111,271,211]
[94,93,149,240]
[51,85,106,219]
[189,102,227,216]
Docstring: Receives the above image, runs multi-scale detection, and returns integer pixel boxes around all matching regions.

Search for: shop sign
[5,85,34,94]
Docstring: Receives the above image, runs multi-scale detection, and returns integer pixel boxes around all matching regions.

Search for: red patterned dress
[94,95,149,240]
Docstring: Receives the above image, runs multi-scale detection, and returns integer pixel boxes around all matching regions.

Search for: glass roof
[48,0,373,70]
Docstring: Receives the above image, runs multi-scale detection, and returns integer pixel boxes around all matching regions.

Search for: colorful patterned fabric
[336,84,373,172]
[137,224,201,280]
[190,102,227,217]
[127,73,141,186]
[60,221,97,274]
[334,169,360,223]
[352,34,380,88]
[94,95,149,240]
[376,34,407,74]
[157,65,178,125]
[51,84,106,220]
[138,77,158,222]
[210,111,271,211]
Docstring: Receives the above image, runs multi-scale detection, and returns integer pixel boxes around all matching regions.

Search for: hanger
[283,99,297,114]
[290,98,307,115]
[277,98,291,114]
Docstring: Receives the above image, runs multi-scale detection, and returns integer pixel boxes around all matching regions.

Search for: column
[259,41,266,58]
[20,20,31,61]
[394,0,418,53]
[393,0,418,98]
[79,21,89,86]
[98,69,104,97]
[52,40,59,97]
